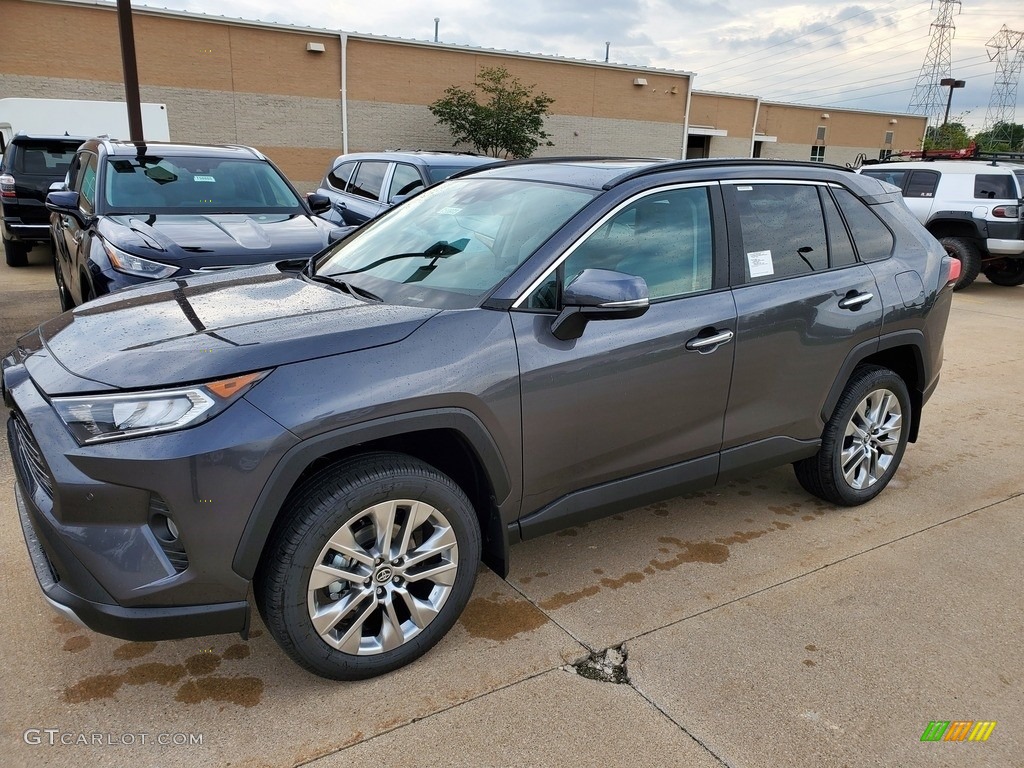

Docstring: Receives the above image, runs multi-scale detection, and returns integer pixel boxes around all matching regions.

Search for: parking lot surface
[2,242,1021,767]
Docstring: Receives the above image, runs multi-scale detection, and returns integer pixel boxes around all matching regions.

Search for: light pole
[940,77,965,126]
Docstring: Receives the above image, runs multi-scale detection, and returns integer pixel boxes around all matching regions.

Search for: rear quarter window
[974,174,1015,200]
[833,187,894,262]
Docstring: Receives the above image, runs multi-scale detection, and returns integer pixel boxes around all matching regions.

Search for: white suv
[860,160,1024,289]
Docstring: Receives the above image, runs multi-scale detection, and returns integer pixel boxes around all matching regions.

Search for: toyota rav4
[5,158,957,680]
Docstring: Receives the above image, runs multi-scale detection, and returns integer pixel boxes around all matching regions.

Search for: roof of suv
[89,139,267,161]
[460,156,872,193]
[330,150,493,168]
[864,159,1023,174]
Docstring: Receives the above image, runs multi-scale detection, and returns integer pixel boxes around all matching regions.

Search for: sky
[142,0,1022,132]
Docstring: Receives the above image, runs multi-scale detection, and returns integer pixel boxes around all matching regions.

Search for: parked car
[859,159,1024,288]
[6,157,956,681]
[45,139,343,309]
[1,134,83,266]
[315,150,494,226]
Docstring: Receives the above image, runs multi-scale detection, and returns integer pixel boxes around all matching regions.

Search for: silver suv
[860,159,1024,288]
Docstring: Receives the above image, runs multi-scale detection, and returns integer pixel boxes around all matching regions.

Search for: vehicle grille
[11,410,53,498]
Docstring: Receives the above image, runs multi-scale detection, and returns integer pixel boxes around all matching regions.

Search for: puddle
[459,593,549,641]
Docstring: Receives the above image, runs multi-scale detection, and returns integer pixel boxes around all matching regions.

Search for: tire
[938,236,981,291]
[982,258,1024,287]
[794,365,911,507]
[255,451,481,680]
[54,258,74,311]
[3,237,29,267]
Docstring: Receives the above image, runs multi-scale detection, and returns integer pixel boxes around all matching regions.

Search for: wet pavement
[2,243,1021,767]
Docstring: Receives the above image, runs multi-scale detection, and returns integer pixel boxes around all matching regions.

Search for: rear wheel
[794,365,911,506]
[3,237,29,267]
[982,258,1024,287]
[256,452,481,680]
[938,236,980,291]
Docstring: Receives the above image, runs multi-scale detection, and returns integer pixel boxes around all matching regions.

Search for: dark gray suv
[4,158,956,680]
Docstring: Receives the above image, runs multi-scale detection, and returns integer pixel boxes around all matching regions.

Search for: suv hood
[101,213,338,268]
[24,265,439,393]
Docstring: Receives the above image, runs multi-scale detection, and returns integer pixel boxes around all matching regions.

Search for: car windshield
[103,155,304,214]
[316,177,597,309]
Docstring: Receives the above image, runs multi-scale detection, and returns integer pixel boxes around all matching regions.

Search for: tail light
[0,173,15,198]
[991,205,1019,219]
[945,257,962,287]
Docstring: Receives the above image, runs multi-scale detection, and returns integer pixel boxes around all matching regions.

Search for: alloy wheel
[841,388,903,490]
[307,499,459,655]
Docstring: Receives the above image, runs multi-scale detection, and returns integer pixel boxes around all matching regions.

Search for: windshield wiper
[303,273,382,302]
[328,238,470,278]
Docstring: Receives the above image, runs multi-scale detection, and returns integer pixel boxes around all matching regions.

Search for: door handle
[838,291,873,310]
[685,329,734,352]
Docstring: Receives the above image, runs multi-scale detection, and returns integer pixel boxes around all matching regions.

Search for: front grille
[11,410,53,498]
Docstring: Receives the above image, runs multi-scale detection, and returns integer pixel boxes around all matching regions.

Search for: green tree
[429,67,555,159]
[972,122,1024,152]
[923,121,971,150]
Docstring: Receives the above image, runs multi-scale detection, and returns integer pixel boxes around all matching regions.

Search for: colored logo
[920,721,996,742]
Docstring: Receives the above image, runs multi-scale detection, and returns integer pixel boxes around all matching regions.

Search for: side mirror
[307,193,332,215]
[48,181,67,194]
[46,190,84,224]
[550,268,650,341]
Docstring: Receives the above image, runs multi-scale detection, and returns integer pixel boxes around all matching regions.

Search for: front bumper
[14,482,248,640]
[4,360,299,641]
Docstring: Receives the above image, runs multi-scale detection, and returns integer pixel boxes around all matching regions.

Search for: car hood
[23,264,439,393]
[100,213,338,268]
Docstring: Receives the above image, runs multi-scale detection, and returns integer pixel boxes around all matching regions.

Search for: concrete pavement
[1,244,1021,767]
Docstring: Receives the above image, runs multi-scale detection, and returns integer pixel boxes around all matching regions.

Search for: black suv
[5,158,956,680]
[46,139,342,309]
[1,135,83,266]
[314,150,494,226]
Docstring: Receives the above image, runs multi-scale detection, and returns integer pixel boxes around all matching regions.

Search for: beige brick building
[0,0,927,188]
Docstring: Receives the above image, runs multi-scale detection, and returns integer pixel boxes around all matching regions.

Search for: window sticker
[747,250,774,277]
[194,175,216,183]
[737,185,753,191]
[437,206,462,215]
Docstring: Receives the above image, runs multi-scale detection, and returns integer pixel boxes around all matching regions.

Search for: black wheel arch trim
[231,408,513,580]
[926,211,987,238]
[821,330,927,442]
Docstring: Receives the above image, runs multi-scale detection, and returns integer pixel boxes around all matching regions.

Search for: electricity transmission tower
[982,24,1024,147]
[908,0,962,127]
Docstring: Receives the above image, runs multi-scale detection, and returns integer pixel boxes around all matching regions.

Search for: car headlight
[52,372,267,444]
[102,241,178,279]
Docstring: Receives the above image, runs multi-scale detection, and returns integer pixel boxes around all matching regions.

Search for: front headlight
[52,372,267,444]
[102,241,178,279]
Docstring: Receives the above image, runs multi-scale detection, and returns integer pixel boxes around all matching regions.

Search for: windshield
[315,177,597,308]
[103,155,304,214]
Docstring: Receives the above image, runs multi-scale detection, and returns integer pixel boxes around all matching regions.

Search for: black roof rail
[605,158,854,188]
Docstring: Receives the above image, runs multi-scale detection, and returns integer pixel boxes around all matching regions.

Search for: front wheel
[256,452,481,680]
[938,236,981,291]
[794,365,911,506]
[982,258,1024,287]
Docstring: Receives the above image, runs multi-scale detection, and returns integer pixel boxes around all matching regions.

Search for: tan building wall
[1,0,927,185]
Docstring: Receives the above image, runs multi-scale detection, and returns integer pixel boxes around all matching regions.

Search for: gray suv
[5,158,956,680]
[314,150,494,226]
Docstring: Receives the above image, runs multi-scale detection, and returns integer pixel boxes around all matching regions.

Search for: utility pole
[116,0,144,141]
